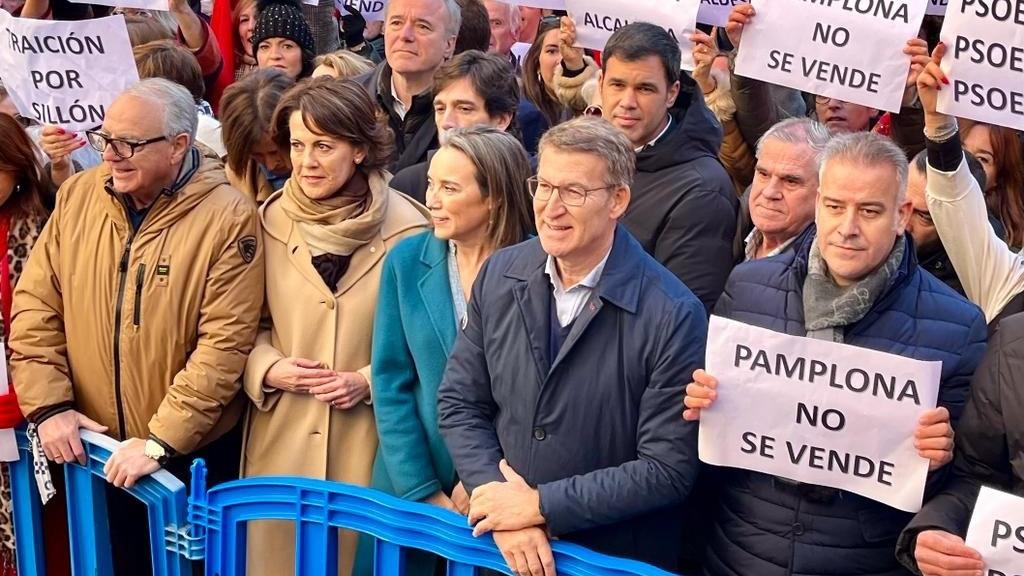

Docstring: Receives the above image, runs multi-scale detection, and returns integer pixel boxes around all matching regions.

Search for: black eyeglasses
[86,130,167,159]
[527,176,611,207]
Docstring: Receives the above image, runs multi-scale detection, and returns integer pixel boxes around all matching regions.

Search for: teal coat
[370,230,458,500]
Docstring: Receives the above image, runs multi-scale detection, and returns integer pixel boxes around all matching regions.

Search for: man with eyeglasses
[438,117,706,576]
[9,78,264,574]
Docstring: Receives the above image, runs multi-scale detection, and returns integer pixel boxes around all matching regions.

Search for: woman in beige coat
[241,77,429,576]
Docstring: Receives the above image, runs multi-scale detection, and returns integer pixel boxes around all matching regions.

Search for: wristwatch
[144,438,170,466]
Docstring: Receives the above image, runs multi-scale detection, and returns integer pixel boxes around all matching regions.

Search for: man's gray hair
[387,0,462,38]
[119,78,198,144]
[442,0,463,37]
[756,117,832,168]
[820,131,909,201]
[539,117,635,188]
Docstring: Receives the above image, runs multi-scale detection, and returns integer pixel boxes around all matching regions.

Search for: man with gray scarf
[682,132,987,576]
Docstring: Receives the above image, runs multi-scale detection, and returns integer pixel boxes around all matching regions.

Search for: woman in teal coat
[367,127,534,570]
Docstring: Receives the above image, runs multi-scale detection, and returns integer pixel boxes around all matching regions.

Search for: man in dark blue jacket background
[684,132,987,576]
[438,117,706,575]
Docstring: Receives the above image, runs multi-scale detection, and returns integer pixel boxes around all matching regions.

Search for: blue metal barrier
[9,429,194,576]
[10,430,677,576]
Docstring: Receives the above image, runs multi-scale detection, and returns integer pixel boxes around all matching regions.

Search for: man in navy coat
[438,117,707,575]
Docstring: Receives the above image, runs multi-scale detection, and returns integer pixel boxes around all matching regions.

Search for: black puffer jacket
[623,89,738,313]
[897,312,1024,572]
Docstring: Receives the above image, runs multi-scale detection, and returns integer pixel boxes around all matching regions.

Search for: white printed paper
[0,11,139,132]
[697,0,748,27]
[66,0,168,12]
[505,0,567,10]
[936,0,1024,131]
[565,0,699,70]
[733,0,925,113]
[699,316,942,513]
[965,486,1024,573]
[337,0,386,19]
[926,0,947,15]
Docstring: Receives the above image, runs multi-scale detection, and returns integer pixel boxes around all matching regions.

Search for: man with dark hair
[390,50,520,203]
[598,22,738,313]
[455,0,491,54]
[906,149,999,298]
[355,0,461,172]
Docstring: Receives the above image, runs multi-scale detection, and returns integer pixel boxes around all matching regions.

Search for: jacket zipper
[133,263,145,327]
[112,235,134,439]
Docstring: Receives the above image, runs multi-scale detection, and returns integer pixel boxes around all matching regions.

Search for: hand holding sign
[558,16,584,72]
[725,3,754,50]
[913,529,983,576]
[913,407,954,471]
[682,368,717,421]
[902,37,931,106]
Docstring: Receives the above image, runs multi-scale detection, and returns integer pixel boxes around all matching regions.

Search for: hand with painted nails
[916,42,951,125]
[39,124,84,186]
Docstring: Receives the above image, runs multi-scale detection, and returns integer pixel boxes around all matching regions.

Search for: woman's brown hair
[440,127,533,248]
[984,124,1024,248]
[0,115,49,219]
[133,40,205,104]
[521,18,566,127]
[271,77,394,173]
[220,68,295,175]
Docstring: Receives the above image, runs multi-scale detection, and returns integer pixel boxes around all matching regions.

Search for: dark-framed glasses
[86,130,167,159]
[527,176,611,207]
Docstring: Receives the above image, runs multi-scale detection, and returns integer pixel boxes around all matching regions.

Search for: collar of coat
[500,223,643,315]
[99,148,230,235]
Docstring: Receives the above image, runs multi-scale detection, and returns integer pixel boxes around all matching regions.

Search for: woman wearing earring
[240,77,429,576]
[368,127,533,574]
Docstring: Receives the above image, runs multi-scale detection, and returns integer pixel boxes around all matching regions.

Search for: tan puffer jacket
[10,151,265,453]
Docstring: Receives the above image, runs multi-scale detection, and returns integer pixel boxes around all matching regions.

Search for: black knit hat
[252,0,315,58]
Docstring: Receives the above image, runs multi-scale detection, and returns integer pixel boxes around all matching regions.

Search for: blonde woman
[312,50,375,80]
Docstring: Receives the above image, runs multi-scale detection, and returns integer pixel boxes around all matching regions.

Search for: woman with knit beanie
[252,0,316,80]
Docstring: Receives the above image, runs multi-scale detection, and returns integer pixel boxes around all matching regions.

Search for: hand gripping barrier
[9,428,677,576]
[8,428,195,576]
[187,461,678,576]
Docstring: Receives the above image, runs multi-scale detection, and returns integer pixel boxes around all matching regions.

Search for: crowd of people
[1,0,1023,575]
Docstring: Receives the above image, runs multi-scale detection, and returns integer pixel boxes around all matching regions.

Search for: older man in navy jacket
[438,117,707,575]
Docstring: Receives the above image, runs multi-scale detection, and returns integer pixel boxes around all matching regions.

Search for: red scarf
[0,211,23,429]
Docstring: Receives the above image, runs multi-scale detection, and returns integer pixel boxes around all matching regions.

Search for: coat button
[532,427,546,441]
[792,522,804,536]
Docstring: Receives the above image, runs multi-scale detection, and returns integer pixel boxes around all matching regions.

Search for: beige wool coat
[240,175,429,576]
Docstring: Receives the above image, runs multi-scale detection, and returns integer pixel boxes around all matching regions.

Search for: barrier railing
[10,430,676,576]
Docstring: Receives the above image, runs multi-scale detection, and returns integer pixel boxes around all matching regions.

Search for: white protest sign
[734,0,925,113]
[697,0,748,26]
[565,0,699,71]
[936,0,1024,131]
[66,0,168,12]
[926,0,947,15]
[965,486,1024,574]
[0,344,17,462]
[506,0,567,9]
[337,0,386,19]
[699,316,942,513]
[0,11,139,132]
